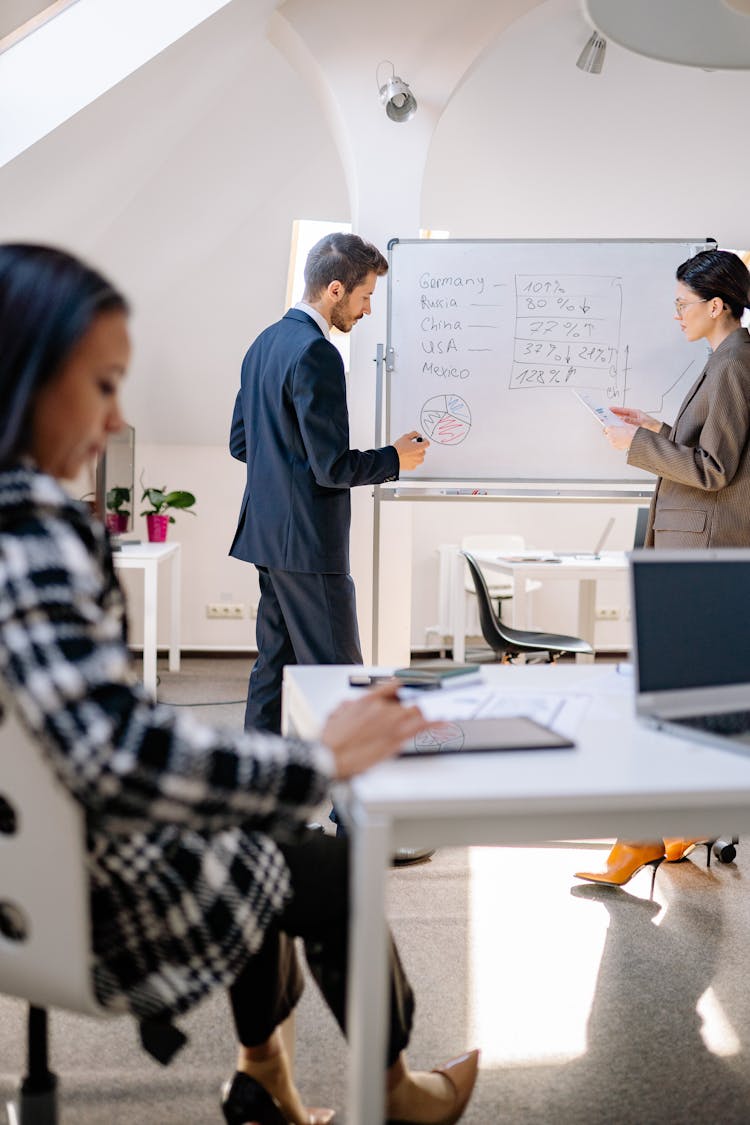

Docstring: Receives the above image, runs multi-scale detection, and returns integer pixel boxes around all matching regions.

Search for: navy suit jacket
[229,308,399,574]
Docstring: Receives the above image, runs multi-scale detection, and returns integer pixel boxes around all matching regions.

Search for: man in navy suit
[230,232,429,733]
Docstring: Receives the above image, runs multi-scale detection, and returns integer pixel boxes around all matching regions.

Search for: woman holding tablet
[577,248,750,887]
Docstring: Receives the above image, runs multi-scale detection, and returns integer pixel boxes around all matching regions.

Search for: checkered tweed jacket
[0,465,333,1021]
[628,328,750,548]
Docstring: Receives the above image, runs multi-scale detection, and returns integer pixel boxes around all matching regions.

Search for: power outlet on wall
[206,603,244,619]
[595,606,620,621]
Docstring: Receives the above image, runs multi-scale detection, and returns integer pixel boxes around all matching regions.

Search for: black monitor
[95,425,135,542]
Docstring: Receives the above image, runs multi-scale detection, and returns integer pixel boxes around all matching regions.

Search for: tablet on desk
[399,716,575,756]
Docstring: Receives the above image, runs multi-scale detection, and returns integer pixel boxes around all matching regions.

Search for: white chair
[460,533,542,633]
[0,674,302,1122]
[0,678,114,1124]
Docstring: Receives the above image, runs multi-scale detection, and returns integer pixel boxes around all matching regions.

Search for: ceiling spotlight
[376,60,417,123]
[576,31,607,73]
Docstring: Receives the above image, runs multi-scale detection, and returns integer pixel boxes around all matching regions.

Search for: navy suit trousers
[245,566,362,733]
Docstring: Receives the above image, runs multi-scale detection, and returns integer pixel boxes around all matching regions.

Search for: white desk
[453,548,629,663]
[282,661,750,1124]
[112,542,181,698]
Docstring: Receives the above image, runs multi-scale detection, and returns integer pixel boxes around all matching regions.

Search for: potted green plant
[139,485,196,542]
[105,486,131,534]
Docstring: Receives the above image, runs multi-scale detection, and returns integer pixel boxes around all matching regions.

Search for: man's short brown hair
[303,232,388,299]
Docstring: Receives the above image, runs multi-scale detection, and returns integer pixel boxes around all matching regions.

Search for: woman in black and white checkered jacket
[0,245,479,1125]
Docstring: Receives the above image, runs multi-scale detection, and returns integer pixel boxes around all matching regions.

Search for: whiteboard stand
[372,344,413,665]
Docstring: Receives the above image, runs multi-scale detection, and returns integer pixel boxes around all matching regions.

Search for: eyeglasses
[674,298,708,315]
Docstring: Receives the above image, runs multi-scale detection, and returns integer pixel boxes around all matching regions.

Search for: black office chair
[461,551,594,663]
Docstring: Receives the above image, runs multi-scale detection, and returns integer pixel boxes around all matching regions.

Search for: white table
[282,661,750,1124]
[453,548,629,663]
[112,542,181,698]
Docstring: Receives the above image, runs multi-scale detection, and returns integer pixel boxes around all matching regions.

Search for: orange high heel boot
[574,841,665,892]
[663,838,712,865]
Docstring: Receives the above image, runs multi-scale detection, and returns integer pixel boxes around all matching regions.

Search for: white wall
[118,443,257,652]
[0,0,349,652]
[3,0,750,653]
[409,0,750,649]
[0,0,350,449]
[423,0,750,247]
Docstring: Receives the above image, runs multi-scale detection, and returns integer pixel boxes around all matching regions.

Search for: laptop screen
[631,552,750,694]
[633,507,649,549]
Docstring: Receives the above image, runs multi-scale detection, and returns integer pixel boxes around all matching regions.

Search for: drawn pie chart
[420,394,472,446]
[413,722,465,754]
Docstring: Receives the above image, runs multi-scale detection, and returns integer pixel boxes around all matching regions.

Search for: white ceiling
[587,0,750,69]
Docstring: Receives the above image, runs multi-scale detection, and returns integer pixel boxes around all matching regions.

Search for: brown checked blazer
[628,327,750,548]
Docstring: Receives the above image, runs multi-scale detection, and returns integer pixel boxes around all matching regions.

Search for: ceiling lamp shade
[586,0,750,68]
[576,31,607,73]
[377,61,417,123]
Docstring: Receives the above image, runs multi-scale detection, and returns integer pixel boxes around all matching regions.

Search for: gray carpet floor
[4,655,750,1124]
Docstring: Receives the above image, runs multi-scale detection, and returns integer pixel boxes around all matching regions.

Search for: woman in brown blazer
[576,248,750,888]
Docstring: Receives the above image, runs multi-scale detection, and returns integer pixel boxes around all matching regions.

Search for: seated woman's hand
[321,684,430,779]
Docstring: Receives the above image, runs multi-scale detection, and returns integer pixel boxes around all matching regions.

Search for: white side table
[112,542,181,698]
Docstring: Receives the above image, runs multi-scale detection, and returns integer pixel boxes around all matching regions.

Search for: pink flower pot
[146,514,169,542]
[105,512,129,534]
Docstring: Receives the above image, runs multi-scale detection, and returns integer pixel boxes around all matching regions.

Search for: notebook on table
[631,549,750,752]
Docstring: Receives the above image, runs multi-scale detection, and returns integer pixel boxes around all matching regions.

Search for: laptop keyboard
[674,709,750,736]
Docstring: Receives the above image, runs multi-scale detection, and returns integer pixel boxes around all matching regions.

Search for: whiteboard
[386,238,712,486]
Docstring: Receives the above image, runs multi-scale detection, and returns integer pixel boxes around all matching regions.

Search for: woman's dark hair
[303,232,388,299]
[0,243,128,466]
[676,249,750,321]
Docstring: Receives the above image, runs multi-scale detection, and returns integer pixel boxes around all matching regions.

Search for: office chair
[460,533,542,622]
[461,551,594,662]
[0,679,111,1121]
[0,680,185,1124]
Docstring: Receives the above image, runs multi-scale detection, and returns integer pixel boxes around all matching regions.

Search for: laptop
[631,549,750,752]
[633,506,650,549]
[555,516,616,559]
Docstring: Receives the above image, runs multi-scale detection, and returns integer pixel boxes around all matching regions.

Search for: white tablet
[572,389,620,428]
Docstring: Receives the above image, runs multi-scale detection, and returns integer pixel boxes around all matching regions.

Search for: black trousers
[228,831,414,1067]
[245,566,362,734]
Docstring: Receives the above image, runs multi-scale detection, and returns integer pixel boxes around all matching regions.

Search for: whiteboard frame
[372,236,713,661]
[384,236,713,492]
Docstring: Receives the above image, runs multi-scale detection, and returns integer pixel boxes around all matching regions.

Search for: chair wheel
[712,839,737,864]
